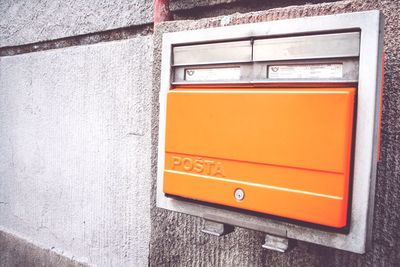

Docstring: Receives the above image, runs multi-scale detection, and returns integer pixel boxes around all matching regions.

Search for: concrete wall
[0,231,88,267]
[0,36,153,266]
[0,0,399,266]
[0,0,153,47]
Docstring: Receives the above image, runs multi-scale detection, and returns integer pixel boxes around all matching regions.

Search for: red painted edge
[377,53,385,161]
[154,0,172,25]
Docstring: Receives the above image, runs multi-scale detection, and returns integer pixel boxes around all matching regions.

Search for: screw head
[234,188,245,201]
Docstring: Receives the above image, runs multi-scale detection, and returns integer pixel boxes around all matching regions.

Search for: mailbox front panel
[163,87,355,228]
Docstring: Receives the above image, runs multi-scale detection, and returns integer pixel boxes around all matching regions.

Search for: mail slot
[161,32,361,228]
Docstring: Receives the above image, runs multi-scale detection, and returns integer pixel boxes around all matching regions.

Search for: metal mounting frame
[156,10,384,253]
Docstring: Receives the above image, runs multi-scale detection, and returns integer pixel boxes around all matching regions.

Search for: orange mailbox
[164,87,355,228]
[157,11,384,254]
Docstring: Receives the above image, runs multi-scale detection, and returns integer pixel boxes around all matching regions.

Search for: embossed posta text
[171,156,225,177]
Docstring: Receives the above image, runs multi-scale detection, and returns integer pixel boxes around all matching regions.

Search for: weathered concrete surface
[0,24,153,57]
[170,0,341,19]
[0,36,153,266]
[170,0,338,11]
[170,0,241,10]
[150,1,400,266]
[0,0,153,47]
[0,230,88,267]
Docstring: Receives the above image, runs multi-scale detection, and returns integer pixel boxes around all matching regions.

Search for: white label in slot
[268,64,343,79]
[185,67,241,81]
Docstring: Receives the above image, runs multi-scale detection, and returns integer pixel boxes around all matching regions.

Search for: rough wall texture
[170,0,339,11]
[0,0,153,48]
[0,36,153,266]
[170,0,341,19]
[150,1,400,266]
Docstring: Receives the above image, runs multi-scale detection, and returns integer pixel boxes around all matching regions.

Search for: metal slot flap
[173,59,359,84]
[173,41,252,66]
[253,32,360,61]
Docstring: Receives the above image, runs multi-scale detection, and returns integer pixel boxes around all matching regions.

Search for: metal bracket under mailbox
[201,214,291,249]
[201,219,291,252]
[201,219,234,237]
[262,234,290,253]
